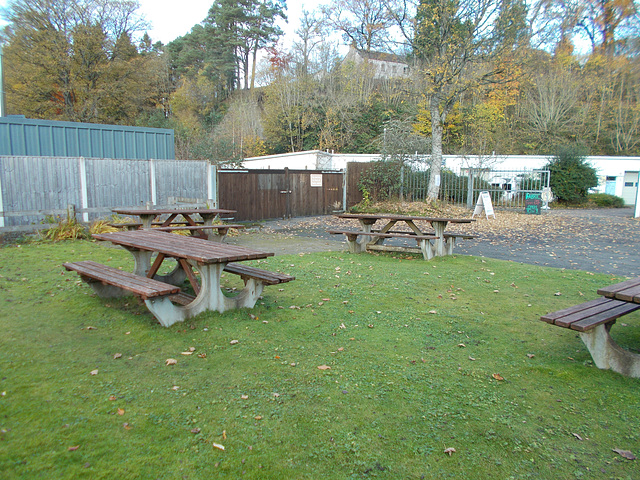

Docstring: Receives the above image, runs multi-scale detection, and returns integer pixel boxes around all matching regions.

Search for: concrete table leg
[144,261,266,327]
[579,323,640,378]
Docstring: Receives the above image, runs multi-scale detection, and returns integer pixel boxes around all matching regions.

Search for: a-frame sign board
[471,191,496,219]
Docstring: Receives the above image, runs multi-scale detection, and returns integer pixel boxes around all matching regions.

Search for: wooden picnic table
[541,276,640,377]
[65,230,294,327]
[597,277,640,303]
[332,213,476,258]
[111,207,241,241]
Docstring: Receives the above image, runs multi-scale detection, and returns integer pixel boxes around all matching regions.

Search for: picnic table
[64,230,294,327]
[111,207,242,241]
[328,213,476,260]
[541,276,640,377]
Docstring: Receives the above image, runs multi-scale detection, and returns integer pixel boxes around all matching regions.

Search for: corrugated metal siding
[0,117,175,160]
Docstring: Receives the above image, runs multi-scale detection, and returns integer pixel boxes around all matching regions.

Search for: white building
[240,151,640,205]
[342,46,409,79]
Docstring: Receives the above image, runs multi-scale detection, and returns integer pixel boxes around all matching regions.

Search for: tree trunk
[250,46,258,90]
[427,95,444,200]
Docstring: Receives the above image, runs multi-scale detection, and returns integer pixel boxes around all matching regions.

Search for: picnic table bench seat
[541,297,640,377]
[223,263,295,285]
[156,224,244,234]
[63,260,180,300]
[327,229,439,260]
[370,228,477,240]
[108,221,203,229]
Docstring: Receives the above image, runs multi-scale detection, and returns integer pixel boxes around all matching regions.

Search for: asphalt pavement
[228,208,640,278]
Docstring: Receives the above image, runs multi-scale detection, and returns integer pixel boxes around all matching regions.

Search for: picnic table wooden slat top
[597,276,640,303]
[92,230,272,264]
[335,213,475,223]
[112,208,236,216]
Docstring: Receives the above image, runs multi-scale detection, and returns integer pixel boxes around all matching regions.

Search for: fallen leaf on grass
[212,442,225,451]
[123,423,132,430]
[165,358,177,366]
[181,351,193,355]
[572,433,583,441]
[68,445,80,451]
[117,408,125,415]
[317,365,331,370]
[492,373,505,381]
[108,395,117,401]
[527,354,535,359]
[90,369,98,376]
[113,353,122,360]
[612,448,636,460]
[444,447,456,456]
[230,340,239,345]
[191,428,201,434]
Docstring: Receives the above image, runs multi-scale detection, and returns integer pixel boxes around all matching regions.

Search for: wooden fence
[0,156,346,230]
[218,169,344,221]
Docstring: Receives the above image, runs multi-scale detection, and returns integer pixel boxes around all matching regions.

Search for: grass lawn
[1,239,639,479]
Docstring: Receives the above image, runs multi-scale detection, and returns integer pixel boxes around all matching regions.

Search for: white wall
[241,151,640,204]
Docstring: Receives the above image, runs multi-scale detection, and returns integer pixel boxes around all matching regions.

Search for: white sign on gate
[472,191,496,219]
[310,174,323,187]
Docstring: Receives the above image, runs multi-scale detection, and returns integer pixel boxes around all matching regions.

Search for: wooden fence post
[66,204,76,222]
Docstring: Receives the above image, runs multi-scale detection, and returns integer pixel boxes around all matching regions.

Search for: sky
[0,1,311,46]
[137,0,308,46]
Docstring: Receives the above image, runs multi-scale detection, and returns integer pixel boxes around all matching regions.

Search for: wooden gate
[218,169,343,221]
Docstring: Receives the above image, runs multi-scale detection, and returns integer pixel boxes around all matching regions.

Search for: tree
[2,0,155,123]
[262,52,322,153]
[545,146,598,202]
[379,118,431,163]
[321,0,401,52]
[203,0,286,91]
[405,0,527,200]
[291,9,326,76]
[521,56,581,150]
[531,0,640,55]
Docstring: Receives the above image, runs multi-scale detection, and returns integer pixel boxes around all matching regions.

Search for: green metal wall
[0,116,174,160]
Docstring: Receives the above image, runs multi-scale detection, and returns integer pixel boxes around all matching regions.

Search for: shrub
[545,146,597,203]
[41,217,87,241]
[89,220,118,235]
[358,160,402,201]
[587,193,626,208]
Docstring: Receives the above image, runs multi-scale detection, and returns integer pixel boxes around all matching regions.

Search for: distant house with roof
[342,46,409,79]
